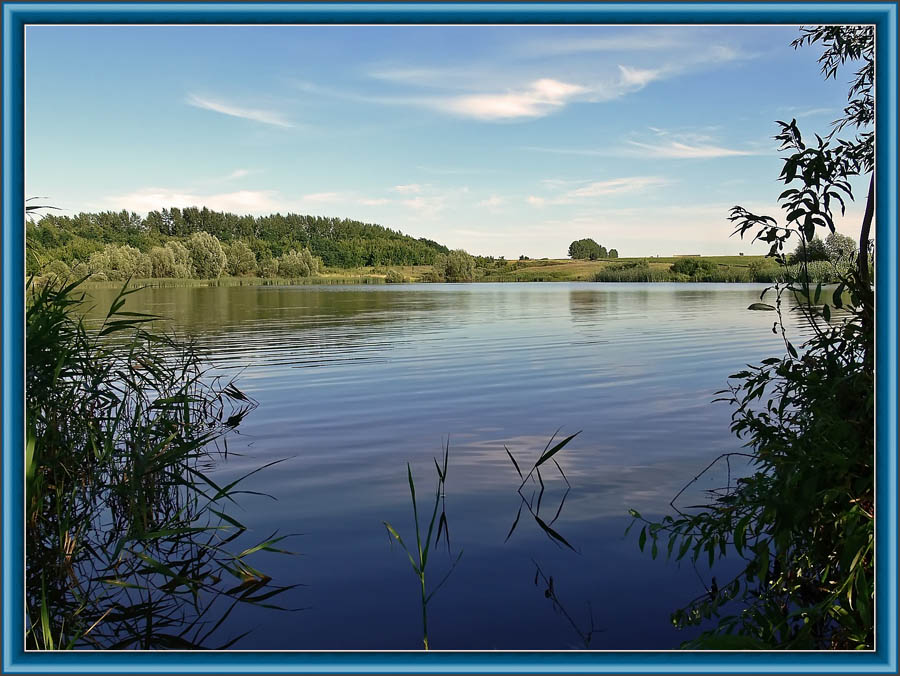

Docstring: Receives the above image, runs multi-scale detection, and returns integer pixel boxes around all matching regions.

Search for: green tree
[165,241,192,278]
[608,249,619,259]
[825,231,858,263]
[568,238,604,260]
[149,246,176,278]
[224,240,257,276]
[632,25,875,650]
[787,236,829,264]
[186,232,226,279]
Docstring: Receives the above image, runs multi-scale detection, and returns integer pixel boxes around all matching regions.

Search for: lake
[82,282,811,650]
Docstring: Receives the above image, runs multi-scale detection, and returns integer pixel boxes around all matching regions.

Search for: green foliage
[568,238,609,260]
[608,248,619,259]
[28,207,450,271]
[26,278,295,648]
[825,232,857,263]
[433,249,476,282]
[42,259,71,280]
[277,248,319,278]
[87,243,152,281]
[149,245,176,278]
[633,25,874,650]
[384,443,461,650]
[384,268,407,284]
[593,260,669,282]
[669,257,719,278]
[787,237,829,264]
[224,240,257,276]
[187,231,227,278]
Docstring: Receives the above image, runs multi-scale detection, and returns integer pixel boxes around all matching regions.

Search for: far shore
[36,254,817,287]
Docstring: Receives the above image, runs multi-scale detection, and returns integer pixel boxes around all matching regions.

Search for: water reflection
[75,283,812,649]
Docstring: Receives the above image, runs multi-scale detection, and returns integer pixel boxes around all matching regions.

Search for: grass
[383,441,462,650]
[26,276,297,649]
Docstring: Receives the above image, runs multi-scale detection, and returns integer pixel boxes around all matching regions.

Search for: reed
[26,276,296,649]
[383,441,461,650]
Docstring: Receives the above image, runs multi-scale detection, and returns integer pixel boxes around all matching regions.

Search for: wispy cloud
[527,176,670,206]
[391,184,423,194]
[778,106,834,119]
[186,93,293,128]
[625,140,760,159]
[440,78,587,120]
[224,168,251,180]
[617,65,662,89]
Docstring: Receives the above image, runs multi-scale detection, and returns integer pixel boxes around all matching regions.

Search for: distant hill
[27,207,451,272]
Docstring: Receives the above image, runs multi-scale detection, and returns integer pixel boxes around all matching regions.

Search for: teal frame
[2,3,896,673]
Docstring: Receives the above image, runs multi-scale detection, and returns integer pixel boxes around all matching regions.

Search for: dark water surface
[83,282,810,650]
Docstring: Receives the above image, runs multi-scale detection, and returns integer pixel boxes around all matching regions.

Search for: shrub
[669,257,718,278]
[42,260,71,280]
[385,269,406,284]
[433,250,476,282]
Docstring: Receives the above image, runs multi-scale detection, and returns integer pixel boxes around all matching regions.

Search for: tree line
[27,207,451,277]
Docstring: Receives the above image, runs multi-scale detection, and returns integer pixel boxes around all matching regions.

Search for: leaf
[504,446,523,480]
[534,514,577,552]
[747,303,776,311]
[534,431,581,468]
[639,526,647,551]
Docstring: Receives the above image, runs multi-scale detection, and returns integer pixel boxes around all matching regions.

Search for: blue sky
[25,25,866,258]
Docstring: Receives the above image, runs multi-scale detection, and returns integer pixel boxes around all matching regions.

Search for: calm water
[83,282,811,650]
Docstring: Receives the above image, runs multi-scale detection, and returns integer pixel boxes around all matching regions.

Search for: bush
[42,260,71,281]
[669,257,718,278]
[258,256,279,278]
[434,250,476,282]
[187,231,226,278]
[384,269,406,284]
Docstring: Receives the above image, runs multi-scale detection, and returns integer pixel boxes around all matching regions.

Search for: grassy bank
[37,255,855,288]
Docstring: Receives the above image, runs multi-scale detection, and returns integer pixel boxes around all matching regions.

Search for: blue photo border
[2,2,896,673]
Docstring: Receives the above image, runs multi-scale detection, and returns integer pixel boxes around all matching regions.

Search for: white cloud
[360,197,392,206]
[617,65,662,89]
[107,188,281,214]
[391,184,423,194]
[440,78,587,120]
[569,176,670,197]
[224,168,250,180]
[186,93,293,128]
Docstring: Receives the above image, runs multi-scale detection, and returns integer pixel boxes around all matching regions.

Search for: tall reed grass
[26,277,296,649]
